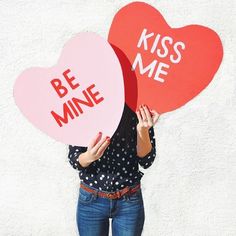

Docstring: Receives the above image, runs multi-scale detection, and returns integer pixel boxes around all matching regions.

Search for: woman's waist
[80,179,141,196]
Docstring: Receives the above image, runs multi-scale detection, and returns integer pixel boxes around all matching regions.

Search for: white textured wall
[0,1,236,235]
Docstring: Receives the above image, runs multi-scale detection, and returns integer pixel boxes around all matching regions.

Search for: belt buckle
[107,193,114,199]
[107,192,121,199]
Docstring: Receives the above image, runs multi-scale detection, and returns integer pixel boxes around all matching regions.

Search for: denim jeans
[76,182,145,236]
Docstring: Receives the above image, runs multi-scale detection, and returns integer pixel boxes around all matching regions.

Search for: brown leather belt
[80,182,141,200]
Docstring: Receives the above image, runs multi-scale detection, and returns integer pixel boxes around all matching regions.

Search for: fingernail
[105,136,110,140]
[98,131,102,135]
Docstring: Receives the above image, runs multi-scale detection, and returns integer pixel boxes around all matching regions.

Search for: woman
[68,103,160,236]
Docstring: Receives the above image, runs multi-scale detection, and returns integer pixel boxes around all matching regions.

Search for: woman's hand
[136,104,160,132]
[87,132,111,161]
[77,132,110,167]
[136,104,160,158]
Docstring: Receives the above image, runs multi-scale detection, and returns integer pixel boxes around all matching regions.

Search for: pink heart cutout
[14,32,124,146]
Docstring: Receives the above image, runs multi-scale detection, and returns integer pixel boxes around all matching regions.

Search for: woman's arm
[68,132,111,170]
[137,127,156,169]
[136,104,160,168]
[136,127,152,158]
[68,145,89,171]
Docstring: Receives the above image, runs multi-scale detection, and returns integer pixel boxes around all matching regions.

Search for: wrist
[137,144,152,158]
[137,125,150,135]
[77,151,94,167]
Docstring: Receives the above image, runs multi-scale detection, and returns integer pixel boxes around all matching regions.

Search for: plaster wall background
[0,1,236,235]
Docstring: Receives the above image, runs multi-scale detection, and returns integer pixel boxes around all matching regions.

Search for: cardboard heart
[14,32,124,146]
[108,2,223,113]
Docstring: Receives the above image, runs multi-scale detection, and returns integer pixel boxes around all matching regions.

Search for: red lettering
[72,90,94,114]
[51,103,74,127]
[63,69,80,90]
[50,83,105,127]
[87,84,104,104]
[50,78,68,98]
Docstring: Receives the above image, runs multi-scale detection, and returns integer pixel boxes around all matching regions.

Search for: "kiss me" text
[132,28,186,83]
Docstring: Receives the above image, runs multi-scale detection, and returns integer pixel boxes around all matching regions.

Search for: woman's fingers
[96,137,110,156]
[88,131,102,149]
[136,103,161,127]
[93,136,110,154]
[139,105,147,124]
[136,109,143,124]
[150,110,160,124]
[142,105,153,126]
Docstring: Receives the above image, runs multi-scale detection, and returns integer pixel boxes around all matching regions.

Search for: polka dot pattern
[67,104,156,192]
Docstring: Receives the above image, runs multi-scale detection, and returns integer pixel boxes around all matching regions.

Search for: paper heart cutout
[108,2,223,113]
[14,32,124,146]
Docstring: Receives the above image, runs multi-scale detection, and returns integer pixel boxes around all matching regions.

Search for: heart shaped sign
[108,2,223,113]
[14,32,124,146]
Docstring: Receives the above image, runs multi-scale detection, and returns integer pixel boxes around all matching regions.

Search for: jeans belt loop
[116,190,121,198]
[93,189,98,199]
[126,186,131,199]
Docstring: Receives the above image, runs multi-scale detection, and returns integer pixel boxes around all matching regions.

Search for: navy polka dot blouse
[67,104,156,192]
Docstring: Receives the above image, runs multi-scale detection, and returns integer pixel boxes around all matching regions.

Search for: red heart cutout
[108,2,223,113]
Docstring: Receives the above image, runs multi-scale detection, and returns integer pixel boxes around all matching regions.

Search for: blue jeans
[76,182,145,236]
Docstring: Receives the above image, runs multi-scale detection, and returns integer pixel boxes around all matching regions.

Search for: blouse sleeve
[137,126,157,169]
[68,145,89,171]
